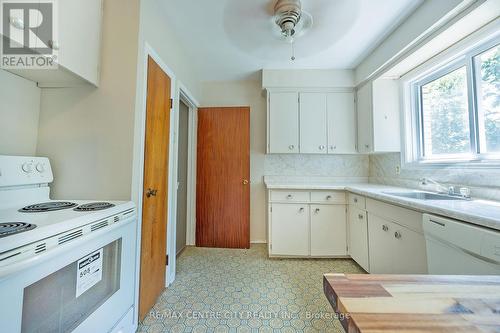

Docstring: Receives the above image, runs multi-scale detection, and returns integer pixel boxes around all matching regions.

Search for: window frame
[407,35,500,167]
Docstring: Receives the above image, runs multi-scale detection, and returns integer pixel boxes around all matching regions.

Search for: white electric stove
[0,155,137,333]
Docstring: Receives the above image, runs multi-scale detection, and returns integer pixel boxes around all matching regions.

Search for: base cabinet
[268,190,347,257]
[368,213,427,274]
[348,207,369,271]
[310,205,346,256]
[270,204,309,256]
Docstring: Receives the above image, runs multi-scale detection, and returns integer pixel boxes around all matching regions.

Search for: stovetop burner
[19,202,78,213]
[0,222,36,238]
[74,202,115,212]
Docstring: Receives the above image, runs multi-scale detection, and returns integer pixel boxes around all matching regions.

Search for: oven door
[0,217,136,333]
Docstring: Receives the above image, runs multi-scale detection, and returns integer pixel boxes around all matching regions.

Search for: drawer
[366,198,423,233]
[311,191,345,204]
[270,190,310,202]
[348,193,366,209]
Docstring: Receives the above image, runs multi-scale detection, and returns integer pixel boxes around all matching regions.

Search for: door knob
[242,179,249,185]
[146,188,158,198]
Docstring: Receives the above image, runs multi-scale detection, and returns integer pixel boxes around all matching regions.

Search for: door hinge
[170,98,173,109]
[166,254,169,266]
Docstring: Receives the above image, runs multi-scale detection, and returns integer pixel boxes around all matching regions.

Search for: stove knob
[36,163,45,173]
[22,162,34,173]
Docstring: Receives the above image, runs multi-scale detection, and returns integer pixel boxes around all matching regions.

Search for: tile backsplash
[370,153,500,201]
[265,154,369,177]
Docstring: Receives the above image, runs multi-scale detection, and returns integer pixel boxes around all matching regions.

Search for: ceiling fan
[272,0,313,61]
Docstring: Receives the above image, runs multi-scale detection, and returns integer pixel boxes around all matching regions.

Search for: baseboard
[250,240,268,244]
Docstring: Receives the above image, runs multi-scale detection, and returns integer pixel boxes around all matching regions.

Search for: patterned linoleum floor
[137,244,365,333]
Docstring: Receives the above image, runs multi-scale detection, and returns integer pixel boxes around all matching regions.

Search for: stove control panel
[0,156,54,187]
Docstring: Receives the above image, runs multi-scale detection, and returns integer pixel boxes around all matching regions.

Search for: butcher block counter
[323,273,500,333]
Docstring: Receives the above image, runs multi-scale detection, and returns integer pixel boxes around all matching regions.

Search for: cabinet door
[310,205,347,256]
[269,92,299,153]
[367,214,394,273]
[356,84,373,153]
[327,93,356,154]
[299,93,328,154]
[348,207,369,271]
[372,79,401,152]
[270,204,309,256]
[392,226,428,274]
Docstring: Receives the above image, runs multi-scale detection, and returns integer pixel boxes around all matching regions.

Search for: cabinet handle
[315,208,320,214]
[394,231,402,239]
[286,194,293,199]
[289,145,295,150]
[382,225,389,232]
[299,207,305,213]
[326,195,332,200]
[358,214,364,219]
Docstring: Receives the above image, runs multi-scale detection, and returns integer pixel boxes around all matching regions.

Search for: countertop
[323,273,500,333]
[264,180,500,231]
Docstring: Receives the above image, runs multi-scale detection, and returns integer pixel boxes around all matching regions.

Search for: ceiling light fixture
[273,0,313,61]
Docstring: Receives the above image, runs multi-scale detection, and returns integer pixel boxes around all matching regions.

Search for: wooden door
[270,204,309,256]
[327,92,356,154]
[196,107,250,249]
[310,205,346,256]
[269,92,299,153]
[139,56,171,320]
[299,93,328,154]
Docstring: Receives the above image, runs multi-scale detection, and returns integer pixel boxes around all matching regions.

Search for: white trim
[250,240,268,244]
[131,42,177,325]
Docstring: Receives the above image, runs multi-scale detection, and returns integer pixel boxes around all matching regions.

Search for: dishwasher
[423,214,500,275]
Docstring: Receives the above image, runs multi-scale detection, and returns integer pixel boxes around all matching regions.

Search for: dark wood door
[139,56,171,320]
[196,107,250,249]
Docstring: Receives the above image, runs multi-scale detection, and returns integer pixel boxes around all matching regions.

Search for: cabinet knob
[319,145,325,150]
[382,225,389,232]
[358,214,364,220]
[365,144,370,149]
[289,145,295,150]
[299,207,304,213]
[353,198,358,203]
[286,194,293,199]
[315,208,320,213]
[326,195,332,200]
[394,231,402,239]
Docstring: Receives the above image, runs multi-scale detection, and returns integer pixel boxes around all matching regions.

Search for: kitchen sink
[381,191,468,201]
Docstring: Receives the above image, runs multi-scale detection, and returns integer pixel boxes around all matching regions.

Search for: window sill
[403,158,500,170]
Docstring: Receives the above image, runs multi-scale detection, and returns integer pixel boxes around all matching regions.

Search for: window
[411,37,500,164]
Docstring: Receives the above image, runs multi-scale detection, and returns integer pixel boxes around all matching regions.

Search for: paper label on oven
[76,248,103,298]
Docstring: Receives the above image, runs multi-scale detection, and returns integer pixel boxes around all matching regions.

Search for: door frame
[131,42,176,324]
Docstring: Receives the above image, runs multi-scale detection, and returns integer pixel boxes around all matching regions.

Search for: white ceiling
[161,0,423,81]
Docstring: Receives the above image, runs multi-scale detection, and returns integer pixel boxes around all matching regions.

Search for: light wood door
[299,93,328,154]
[327,92,356,154]
[196,107,250,249]
[310,205,347,256]
[139,56,171,320]
[271,204,309,256]
[348,207,369,271]
[269,92,299,153]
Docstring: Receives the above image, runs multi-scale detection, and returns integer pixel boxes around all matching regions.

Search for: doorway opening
[175,100,189,258]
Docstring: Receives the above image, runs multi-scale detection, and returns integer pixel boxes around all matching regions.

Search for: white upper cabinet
[268,92,300,154]
[299,93,327,154]
[6,0,103,87]
[327,92,356,154]
[267,89,356,154]
[356,78,401,153]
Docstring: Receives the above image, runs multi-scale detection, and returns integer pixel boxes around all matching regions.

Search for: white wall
[200,79,267,243]
[263,69,354,88]
[0,70,41,156]
[36,0,140,200]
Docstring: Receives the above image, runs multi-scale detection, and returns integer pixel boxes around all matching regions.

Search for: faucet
[419,178,454,195]
[419,178,471,199]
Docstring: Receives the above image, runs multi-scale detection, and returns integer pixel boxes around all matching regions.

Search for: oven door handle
[0,218,134,278]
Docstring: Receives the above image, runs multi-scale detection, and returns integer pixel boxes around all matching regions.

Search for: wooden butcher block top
[323,273,500,333]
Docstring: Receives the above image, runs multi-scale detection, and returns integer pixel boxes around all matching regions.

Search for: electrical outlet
[395,165,401,175]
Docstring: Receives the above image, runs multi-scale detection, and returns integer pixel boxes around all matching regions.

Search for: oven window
[21,239,122,333]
